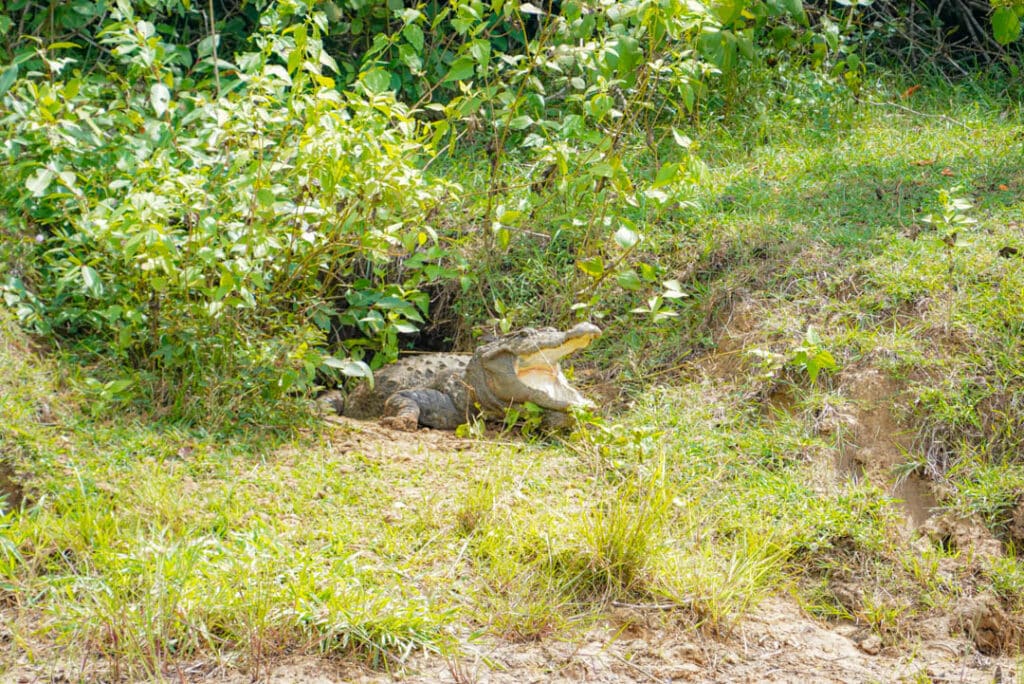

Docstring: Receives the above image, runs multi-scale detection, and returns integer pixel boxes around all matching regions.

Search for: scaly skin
[337,323,601,430]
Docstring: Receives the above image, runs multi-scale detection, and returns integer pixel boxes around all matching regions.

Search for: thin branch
[207,0,220,97]
[864,99,973,130]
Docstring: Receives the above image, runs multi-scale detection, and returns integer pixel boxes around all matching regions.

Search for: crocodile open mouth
[514,324,601,407]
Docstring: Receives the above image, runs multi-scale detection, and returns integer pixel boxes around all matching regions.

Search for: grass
[2,74,1024,677]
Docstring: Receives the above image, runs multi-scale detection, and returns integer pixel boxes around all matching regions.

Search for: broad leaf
[992,8,1021,45]
[361,68,392,93]
[614,226,640,249]
[443,57,475,82]
[403,23,424,53]
[26,168,56,197]
[577,256,604,278]
[0,64,17,97]
[150,82,170,117]
[81,266,104,297]
[323,357,374,387]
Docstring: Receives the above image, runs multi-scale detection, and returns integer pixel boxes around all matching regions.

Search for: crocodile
[330,323,602,430]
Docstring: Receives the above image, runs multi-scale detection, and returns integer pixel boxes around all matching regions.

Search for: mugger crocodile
[326,323,601,430]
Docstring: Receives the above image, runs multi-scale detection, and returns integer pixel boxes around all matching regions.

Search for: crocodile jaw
[515,364,591,407]
[513,325,601,408]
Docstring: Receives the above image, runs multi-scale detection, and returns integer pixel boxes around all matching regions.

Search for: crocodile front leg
[381,389,466,431]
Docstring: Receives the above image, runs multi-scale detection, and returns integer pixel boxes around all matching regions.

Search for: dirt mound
[0,456,23,511]
[1009,498,1024,548]
[319,413,476,463]
[834,367,939,528]
[922,512,1004,563]
[695,298,763,381]
[954,593,1022,655]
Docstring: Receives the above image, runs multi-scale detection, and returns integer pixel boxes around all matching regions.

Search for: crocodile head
[466,322,602,414]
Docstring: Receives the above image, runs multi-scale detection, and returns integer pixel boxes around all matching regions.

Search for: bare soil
[5,593,1018,683]
[195,593,1017,683]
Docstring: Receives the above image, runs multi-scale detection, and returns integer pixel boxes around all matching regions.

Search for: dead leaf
[941,168,955,177]
[911,159,935,166]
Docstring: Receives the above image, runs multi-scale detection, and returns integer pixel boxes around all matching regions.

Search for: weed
[790,327,839,385]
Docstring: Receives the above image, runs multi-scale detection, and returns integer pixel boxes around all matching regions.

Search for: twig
[207,0,220,97]
[611,600,692,610]
[608,651,671,684]
[864,100,972,130]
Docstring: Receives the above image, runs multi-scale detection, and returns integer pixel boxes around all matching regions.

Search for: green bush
[0,15,459,422]
[0,0,850,424]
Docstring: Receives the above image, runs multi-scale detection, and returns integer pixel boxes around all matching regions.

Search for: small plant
[790,327,838,385]
[455,479,497,536]
[501,401,546,437]
[986,553,1024,609]
[571,473,673,598]
[746,347,786,383]
[81,377,136,417]
[921,187,977,246]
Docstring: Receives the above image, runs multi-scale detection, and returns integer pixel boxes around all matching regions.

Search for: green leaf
[213,266,235,301]
[518,3,546,14]
[443,57,476,82]
[361,67,392,93]
[992,8,1021,45]
[577,256,604,278]
[263,64,291,84]
[671,128,693,149]
[0,64,17,97]
[653,163,680,189]
[804,326,822,347]
[256,188,275,207]
[497,209,522,223]
[108,379,133,393]
[589,93,613,119]
[698,28,736,71]
[663,280,688,299]
[469,39,490,68]
[613,226,639,249]
[150,82,170,117]
[613,35,642,80]
[781,0,808,26]
[323,357,373,386]
[616,269,643,291]
[403,23,424,53]
[710,0,743,26]
[287,47,302,75]
[81,266,104,297]
[508,115,533,130]
[26,168,56,197]
[736,31,755,59]
[197,34,218,59]
[496,226,511,250]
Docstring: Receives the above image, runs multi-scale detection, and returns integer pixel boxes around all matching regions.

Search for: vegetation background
[1,0,1024,680]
